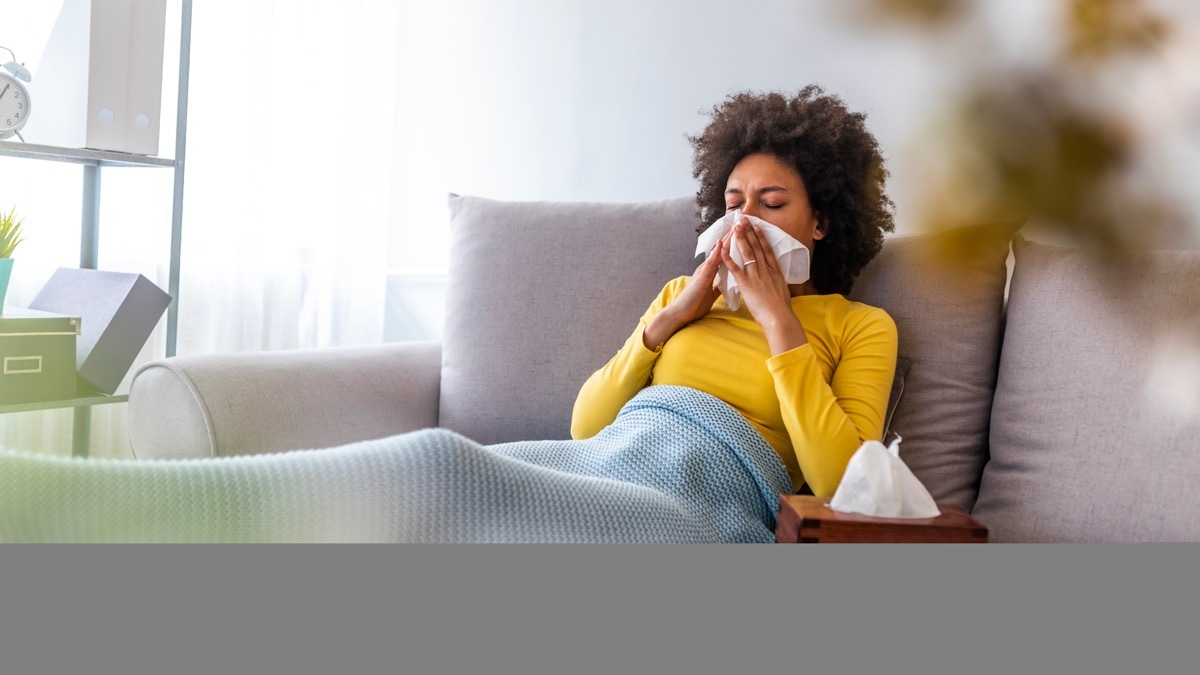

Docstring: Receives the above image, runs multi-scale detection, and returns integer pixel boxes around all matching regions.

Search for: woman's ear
[812,216,827,241]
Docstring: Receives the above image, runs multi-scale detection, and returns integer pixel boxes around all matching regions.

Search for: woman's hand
[720,218,809,356]
[642,235,729,350]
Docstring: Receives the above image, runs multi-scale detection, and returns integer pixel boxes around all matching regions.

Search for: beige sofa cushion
[440,194,700,444]
[849,221,1022,510]
[971,237,1200,541]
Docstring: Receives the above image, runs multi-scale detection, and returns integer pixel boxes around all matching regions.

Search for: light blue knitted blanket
[0,386,791,542]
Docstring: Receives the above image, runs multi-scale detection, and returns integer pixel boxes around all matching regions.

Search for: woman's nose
[739,201,759,219]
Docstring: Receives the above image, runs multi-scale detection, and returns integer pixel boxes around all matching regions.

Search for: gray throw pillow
[884,357,911,441]
[440,194,700,444]
[849,220,1023,511]
[971,237,1200,542]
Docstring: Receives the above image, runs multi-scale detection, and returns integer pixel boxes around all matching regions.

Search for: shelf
[0,392,129,415]
[0,140,176,168]
[0,1,192,459]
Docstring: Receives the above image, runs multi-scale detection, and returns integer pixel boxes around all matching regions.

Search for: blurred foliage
[1066,0,1169,64]
[844,0,968,27]
[927,73,1180,252]
[846,0,1190,254]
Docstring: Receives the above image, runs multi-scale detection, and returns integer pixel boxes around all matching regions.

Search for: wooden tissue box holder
[775,495,989,543]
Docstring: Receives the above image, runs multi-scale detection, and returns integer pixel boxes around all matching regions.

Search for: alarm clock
[0,51,32,141]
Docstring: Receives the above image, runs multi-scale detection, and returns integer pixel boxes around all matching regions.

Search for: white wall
[387,0,959,277]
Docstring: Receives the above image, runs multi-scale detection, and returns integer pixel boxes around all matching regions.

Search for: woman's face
[723,153,825,250]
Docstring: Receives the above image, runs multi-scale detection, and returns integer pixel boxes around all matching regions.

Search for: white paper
[828,435,941,519]
[694,211,810,311]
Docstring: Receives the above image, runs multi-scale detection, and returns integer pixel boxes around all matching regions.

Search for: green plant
[0,206,25,258]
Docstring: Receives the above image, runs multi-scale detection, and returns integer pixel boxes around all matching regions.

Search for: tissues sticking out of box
[828,435,941,519]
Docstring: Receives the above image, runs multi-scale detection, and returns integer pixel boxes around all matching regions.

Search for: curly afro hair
[689,86,895,296]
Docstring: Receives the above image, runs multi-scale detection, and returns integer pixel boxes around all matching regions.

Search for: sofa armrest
[129,342,442,459]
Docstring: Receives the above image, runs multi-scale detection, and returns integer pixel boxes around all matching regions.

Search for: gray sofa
[128,194,1200,542]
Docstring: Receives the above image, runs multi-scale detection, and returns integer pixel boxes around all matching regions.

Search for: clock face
[0,72,30,138]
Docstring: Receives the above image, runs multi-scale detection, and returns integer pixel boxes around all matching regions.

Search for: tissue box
[28,268,171,395]
[0,308,82,405]
[775,495,989,543]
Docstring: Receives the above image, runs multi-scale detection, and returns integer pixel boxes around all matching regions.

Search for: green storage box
[0,307,81,405]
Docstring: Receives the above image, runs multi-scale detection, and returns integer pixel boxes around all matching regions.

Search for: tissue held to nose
[694,210,810,311]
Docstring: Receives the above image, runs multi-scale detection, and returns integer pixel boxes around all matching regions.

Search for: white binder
[124,0,168,155]
[23,0,167,155]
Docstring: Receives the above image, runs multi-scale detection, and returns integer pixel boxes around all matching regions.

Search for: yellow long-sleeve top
[571,276,898,497]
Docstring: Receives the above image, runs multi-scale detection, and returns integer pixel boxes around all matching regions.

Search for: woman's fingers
[718,229,735,265]
[698,231,734,283]
[748,222,781,271]
[719,236,742,279]
[679,238,725,316]
[702,238,726,274]
[731,218,767,274]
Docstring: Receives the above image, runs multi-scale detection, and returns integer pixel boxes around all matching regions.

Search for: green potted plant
[0,205,26,311]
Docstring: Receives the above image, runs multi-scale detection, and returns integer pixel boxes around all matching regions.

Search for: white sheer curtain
[179,0,398,354]
[0,0,401,457]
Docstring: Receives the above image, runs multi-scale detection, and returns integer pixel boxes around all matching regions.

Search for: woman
[572,86,898,498]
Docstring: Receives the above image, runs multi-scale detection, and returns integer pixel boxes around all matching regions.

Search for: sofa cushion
[971,237,1200,542]
[849,220,1022,511]
[441,194,701,443]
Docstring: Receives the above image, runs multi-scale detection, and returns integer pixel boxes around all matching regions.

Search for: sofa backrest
[440,194,700,444]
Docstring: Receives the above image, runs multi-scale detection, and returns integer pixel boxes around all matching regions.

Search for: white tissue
[828,436,941,519]
[694,211,810,311]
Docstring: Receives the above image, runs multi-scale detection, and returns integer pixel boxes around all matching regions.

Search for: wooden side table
[775,495,988,543]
